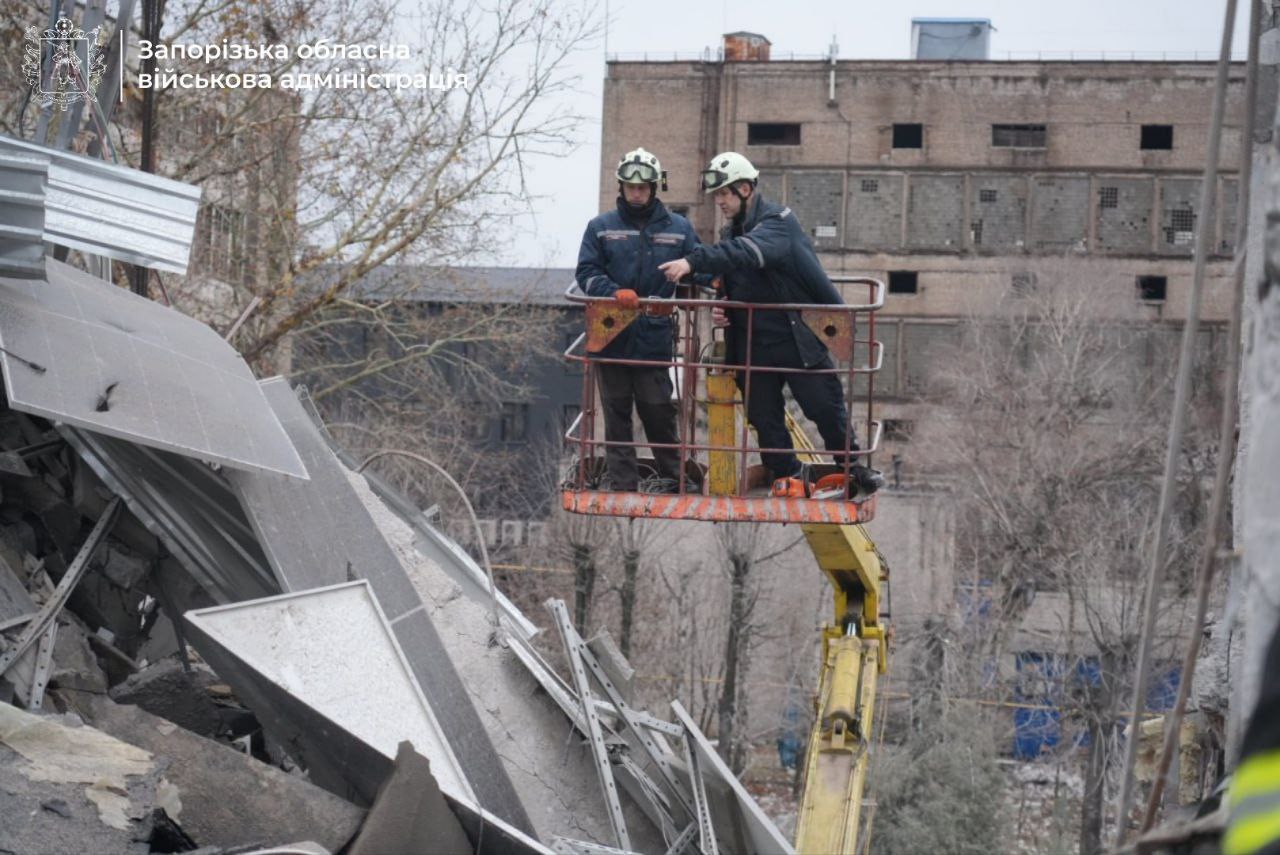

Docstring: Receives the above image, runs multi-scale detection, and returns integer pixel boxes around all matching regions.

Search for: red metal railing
[561,276,883,518]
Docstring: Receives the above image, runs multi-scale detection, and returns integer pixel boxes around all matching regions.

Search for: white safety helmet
[616,147,667,190]
[700,151,759,194]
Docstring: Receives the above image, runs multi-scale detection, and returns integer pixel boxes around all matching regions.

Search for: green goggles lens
[618,161,659,183]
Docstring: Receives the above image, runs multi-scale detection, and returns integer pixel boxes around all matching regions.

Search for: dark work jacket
[575,198,701,361]
[686,194,843,368]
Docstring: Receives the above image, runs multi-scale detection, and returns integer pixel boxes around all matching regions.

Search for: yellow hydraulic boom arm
[786,414,889,855]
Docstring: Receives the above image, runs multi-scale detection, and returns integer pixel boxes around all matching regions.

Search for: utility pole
[130,0,163,297]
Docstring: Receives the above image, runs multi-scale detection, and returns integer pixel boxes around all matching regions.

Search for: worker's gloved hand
[614,289,640,309]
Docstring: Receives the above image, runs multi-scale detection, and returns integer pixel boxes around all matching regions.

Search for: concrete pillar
[1229,1,1280,767]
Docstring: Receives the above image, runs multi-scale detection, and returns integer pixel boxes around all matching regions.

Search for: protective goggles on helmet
[617,160,660,183]
[700,168,730,191]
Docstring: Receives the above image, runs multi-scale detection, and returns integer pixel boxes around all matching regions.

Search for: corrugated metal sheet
[0,135,201,273]
[0,147,49,277]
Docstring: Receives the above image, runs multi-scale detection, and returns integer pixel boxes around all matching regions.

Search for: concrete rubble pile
[0,135,795,854]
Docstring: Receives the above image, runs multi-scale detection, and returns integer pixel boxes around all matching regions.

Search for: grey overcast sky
[500,0,1250,269]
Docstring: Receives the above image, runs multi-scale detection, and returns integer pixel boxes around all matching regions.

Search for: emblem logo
[23,16,107,111]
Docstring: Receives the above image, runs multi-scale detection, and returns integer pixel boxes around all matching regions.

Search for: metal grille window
[1165,207,1196,245]
[971,219,984,246]
[979,188,998,203]
[1100,186,1119,209]
[195,203,251,285]
[991,123,1046,148]
[861,178,879,193]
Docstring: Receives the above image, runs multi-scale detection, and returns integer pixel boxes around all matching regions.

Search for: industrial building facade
[599,39,1244,470]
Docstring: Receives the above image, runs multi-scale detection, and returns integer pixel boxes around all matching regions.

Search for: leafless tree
[920,263,1216,854]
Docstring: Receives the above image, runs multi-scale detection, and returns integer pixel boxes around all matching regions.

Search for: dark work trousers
[736,338,857,479]
[595,362,683,490]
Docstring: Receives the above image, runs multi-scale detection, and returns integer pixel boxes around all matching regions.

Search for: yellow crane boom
[787,415,889,854]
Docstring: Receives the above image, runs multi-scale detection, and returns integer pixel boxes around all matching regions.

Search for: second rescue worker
[575,148,701,493]
[659,152,884,497]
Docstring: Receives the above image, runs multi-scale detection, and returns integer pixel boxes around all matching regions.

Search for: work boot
[851,464,885,495]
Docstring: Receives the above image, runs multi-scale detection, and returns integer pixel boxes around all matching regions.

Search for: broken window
[747,123,801,146]
[1136,275,1168,302]
[500,402,529,442]
[861,178,879,193]
[971,220,984,246]
[979,188,998,203]
[1141,124,1174,150]
[888,271,919,294]
[892,123,923,149]
[992,124,1046,148]
[1011,272,1037,296]
[1099,186,1119,209]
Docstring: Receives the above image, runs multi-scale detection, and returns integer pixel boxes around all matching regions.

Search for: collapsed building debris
[0,131,795,853]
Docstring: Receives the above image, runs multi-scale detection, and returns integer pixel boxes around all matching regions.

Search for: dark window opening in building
[979,188,998,203]
[892,123,923,149]
[500,402,529,442]
[971,219,984,246]
[861,178,879,193]
[747,123,801,146]
[1141,124,1174,150]
[884,419,915,442]
[888,271,919,294]
[1012,272,1037,296]
[669,205,690,217]
[1137,275,1168,302]
[1100,186,1119,209]
[1165,207,1196,246]
[992,123,1046,148]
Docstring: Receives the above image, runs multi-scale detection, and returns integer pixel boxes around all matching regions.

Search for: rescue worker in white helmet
[575,148,702,492]
[659,151,883,497]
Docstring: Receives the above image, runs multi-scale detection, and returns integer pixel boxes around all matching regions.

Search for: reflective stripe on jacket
[575,197,700,360]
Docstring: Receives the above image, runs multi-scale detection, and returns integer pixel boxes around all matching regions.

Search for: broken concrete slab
[0,704,169,854]
[108,658,222,738]
[74,694,365,852]
[182,581,474,805]
[345,740,472,855]
[50,615,109,695]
